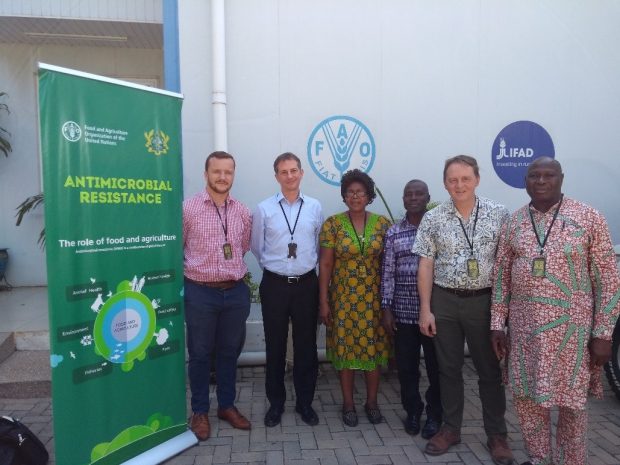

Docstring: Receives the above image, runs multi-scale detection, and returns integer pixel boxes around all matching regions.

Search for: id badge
[223,242,233,260]
[358,265,367,278]
[531,256,546,277]
[287,242,297,259]
[467,258,479,279]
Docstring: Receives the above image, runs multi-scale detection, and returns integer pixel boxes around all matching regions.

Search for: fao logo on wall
[492,120,554,189]
[307,115,375,186]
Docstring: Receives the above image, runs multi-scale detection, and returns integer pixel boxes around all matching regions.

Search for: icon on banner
[62,121,82,142]
[144,129,169,156]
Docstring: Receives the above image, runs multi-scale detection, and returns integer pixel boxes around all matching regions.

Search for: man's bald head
[525,157,564,212]
[527,156,562,176]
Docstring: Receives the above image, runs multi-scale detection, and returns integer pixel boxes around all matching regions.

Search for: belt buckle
[287,276,299,284]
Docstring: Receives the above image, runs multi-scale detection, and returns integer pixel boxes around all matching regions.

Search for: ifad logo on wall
[307,115,375,186]
[492,120,555,188]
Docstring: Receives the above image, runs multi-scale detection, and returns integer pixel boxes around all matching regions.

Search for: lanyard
[347,212,367,256]
[214,201,228,241]
[457,200,479,257]
[529,195,563,255]
[279,198,304,241]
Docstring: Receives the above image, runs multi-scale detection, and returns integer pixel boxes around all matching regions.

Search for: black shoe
[404,412,422,436]
[295,405,319,426]
[421,416,441,439]
[264,405,284,427]
[364,404,383,424]
[342,408,358,427]
[520,462,533,465]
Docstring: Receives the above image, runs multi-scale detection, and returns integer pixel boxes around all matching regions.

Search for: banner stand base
[120,430,198,465]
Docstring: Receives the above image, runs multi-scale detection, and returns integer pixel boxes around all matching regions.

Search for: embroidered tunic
[491,198,620,409]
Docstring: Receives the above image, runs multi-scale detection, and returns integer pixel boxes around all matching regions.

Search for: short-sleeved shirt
[183,191,252,282]
[412,196,509,289]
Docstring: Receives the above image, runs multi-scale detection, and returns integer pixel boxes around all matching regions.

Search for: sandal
[342,408,358,427]
[364,403,383,424]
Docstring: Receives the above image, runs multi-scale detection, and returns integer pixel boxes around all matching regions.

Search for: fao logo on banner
[307,115,375,186]
[491,120,554,188]
[62,121,82,142]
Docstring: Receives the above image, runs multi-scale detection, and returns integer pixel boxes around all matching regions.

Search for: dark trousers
[431,285,507,436]
[394,322,442,419]
[184,278,250,413]
[259,271,319,409]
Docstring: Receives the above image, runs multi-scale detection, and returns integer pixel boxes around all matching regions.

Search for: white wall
[0,43,163,286]
[4,0,620,287]
[179,0,620,250]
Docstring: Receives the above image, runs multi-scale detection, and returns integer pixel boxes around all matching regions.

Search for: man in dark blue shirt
[380,179,441,438]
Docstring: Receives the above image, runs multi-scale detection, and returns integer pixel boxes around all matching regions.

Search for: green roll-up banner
[38,64,196,465]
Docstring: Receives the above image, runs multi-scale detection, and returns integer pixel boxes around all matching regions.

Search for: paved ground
[2,360,619,465]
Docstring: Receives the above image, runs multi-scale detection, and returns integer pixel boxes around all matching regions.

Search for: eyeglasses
[344,190,368,199]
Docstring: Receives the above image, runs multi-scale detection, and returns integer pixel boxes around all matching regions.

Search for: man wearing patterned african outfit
[414,155,514,465]
[380,179,442,439]
[490,157,620,465]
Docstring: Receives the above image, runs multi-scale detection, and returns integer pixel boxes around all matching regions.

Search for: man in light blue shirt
[251,152,323,427]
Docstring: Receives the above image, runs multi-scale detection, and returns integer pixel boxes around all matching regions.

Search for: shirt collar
[276,191,304,205]
[200,190,236,206]
[399,217,418,230]
[529,196,564,215]
[448,196,478,219]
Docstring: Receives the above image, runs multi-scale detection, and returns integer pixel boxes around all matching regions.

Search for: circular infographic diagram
[491,120,555,189]
[93,282,155,364]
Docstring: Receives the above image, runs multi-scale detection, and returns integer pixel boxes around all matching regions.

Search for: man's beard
[208,180,231,194]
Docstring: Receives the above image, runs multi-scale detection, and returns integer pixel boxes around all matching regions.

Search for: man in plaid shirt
[183,151,253,441]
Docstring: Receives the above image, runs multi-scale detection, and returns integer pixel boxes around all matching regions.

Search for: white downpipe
[211,0,228,151]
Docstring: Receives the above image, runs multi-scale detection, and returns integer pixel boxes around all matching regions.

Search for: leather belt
[264,268,315,284]
[185,277,240,290]
[435,284,492,298]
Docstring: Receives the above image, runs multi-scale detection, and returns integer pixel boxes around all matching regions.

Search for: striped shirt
[183,190,252,282]
[380,218,421,324]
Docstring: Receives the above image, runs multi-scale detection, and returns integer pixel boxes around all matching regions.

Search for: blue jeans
[184,278,250,413]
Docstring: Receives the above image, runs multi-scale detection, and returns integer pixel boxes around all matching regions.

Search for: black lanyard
[347,212,367,256]
[457,200,479,257]
[214,201,228,241]
[279,198,304,241]
[529,195,563,255]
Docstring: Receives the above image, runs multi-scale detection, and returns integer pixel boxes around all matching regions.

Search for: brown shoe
[217,406,251,430]
[424,425,461,455]
[189,413,211,441]
[487,434,514,465]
